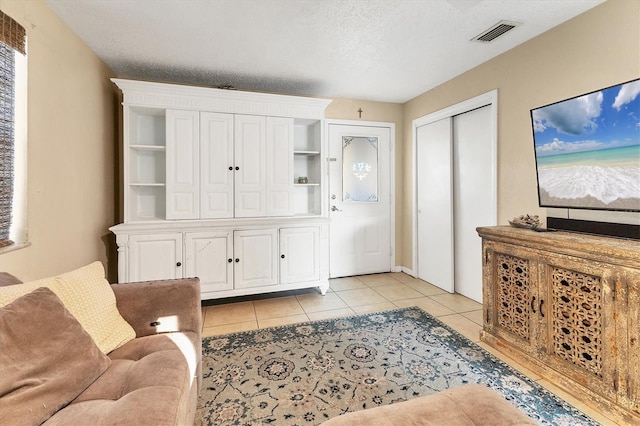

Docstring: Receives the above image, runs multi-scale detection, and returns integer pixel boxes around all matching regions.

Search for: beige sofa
[321,384,537,426]
[0,270,202,426]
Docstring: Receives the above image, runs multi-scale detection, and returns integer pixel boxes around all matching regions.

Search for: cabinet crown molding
[112,78,332,119]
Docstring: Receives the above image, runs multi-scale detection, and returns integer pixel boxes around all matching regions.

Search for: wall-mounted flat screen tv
[530,78,640,212]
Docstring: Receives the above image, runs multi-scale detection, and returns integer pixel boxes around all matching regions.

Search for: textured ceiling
[44,0,604,103]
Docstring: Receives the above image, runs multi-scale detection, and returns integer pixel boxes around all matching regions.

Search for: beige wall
[0,0,636,279]
[325,99,404,264]
[0,0,118,281]
[400,0,640,269]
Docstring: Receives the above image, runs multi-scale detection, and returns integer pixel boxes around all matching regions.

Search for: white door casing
[328,122,393,278]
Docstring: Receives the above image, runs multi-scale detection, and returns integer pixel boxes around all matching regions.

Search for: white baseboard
[397,266,416,277]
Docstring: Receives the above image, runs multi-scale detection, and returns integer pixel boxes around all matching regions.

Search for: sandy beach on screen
[539,189,640,211]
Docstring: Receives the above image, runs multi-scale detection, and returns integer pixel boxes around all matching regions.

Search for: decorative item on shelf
[509,214,540,229]
[297,176,308,184]
[216,83,237,90]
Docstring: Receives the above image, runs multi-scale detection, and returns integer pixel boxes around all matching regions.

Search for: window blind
[0,11,25,54]
[0,10,25,248]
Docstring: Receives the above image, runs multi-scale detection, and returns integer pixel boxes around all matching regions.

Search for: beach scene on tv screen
[532,79,640,211]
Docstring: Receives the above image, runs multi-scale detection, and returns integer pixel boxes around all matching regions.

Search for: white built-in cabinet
[110,79,331,300]
[165,111,294,219]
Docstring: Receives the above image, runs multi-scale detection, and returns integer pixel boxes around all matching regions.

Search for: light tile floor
[201,272,618,425]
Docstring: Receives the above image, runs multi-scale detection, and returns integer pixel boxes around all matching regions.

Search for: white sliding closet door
[453,105,494,302]
[415,102,496,303]
[416,118,454,293]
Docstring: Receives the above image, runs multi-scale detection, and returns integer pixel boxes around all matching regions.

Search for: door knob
[331,205,342,212]
[176,262,182,267]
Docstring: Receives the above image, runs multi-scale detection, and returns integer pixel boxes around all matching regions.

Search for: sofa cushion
[0,262,135,353]
[0,287,112,426]
[44,332,199,426]
[321,384,537,426]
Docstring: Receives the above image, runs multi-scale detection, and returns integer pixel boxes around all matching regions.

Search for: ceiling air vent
[472,21,520,43]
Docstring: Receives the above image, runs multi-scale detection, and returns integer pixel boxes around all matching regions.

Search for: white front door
[328,123,391,278]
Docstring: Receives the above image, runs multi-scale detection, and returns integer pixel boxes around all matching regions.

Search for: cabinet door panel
[234,115,266,217]
[622,268,640,414]
[541,254,617,400]
[484,242,539,354]
[166,110,199,219]
[185,231,233,294]
[200,112,234,219]
[128,233,183,282]
[280,227,319,284]
[234,229,278,288]
[266,117,294,217]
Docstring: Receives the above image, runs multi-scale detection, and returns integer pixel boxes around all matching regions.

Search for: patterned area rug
[196,307,598,425]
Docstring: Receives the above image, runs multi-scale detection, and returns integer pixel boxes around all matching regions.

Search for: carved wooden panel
[550,267,603,377]
[496,253,531,341]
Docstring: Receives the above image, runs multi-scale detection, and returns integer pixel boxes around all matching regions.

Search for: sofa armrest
[111,278,201,338]
[0,272,22,287]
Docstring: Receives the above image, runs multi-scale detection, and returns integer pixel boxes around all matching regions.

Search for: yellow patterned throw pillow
[0,262,135,353]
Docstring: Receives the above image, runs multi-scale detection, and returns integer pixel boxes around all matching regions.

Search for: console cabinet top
[112,78,332,119]
[477,226,640,268]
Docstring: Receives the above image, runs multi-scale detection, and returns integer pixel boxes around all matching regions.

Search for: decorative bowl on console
[508,214,540,229]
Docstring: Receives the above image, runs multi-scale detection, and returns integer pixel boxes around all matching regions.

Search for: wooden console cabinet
[477,226,639,424]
